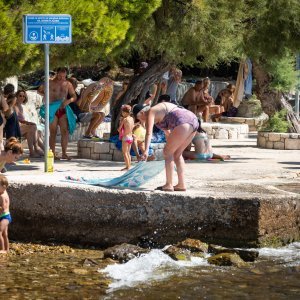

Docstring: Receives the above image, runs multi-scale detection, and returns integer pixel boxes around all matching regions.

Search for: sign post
[23,14,72,172]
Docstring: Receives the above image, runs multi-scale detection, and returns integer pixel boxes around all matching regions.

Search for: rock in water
[208,244,259,262]
[103,243,149,263]
[177,238,208,253]
[163,245,191,261]
[208,253,248,267]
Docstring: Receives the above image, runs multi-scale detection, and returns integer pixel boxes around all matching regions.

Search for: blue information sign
[23,14,72,44]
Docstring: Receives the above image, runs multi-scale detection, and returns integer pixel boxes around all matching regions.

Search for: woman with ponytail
[0,138,23,172]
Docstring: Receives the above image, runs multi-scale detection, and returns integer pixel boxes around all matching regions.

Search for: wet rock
[103,243,149,263]
[72,268,89,275]
[82,258,99,267]
[177,238,208,253]
[208,244,259,262]
[163,246,191,261]
[191,252,206,258]
[208,253,248,267]
[250,268,264,275]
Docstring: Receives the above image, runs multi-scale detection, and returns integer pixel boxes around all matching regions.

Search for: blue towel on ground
[64,160,165,188]
[40,100,77,134]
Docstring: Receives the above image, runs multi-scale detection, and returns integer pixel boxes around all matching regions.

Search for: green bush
[262,109,290,133]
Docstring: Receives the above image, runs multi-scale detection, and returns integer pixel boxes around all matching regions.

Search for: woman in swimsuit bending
[133,102,198,192]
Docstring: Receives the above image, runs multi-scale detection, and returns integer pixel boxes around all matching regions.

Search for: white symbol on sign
[43,34,47,40]
[29,31,38,41]
[50,34,54,40]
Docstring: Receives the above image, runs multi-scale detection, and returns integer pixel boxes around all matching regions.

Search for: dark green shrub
[262,109,290,133]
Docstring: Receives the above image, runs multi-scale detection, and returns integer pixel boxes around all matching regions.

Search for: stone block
[154,149,164,161]
[289,133,300,139]
[86,141,94,148]
[94,142,110,154]
[204,126,213,134]
[285,139,300,150]
[239,124,249,134]
[81,148,91,159]
[100,154,113,161]
[110,143,118,150]
[257,136,266,148]
[215,129,229,139]
[113,150,124,161]
[91,153,100,160]
[273,142,285,150]
[231,117,246,123]
[77,140,86,147]
[268,133,281,142]
[249,125,257,132]
[245,119,255,126]
[228,129,238,139]
[266,141,274,149]
[280,133,289,139]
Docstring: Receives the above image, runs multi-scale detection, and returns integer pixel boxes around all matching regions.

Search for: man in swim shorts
[38,67,77,160]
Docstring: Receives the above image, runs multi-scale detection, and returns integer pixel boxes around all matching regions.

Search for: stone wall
[257,132,300,150]
[202,123,249,139]
[220,114,268,132]
[68,121,111,142]
[78,140,165,161]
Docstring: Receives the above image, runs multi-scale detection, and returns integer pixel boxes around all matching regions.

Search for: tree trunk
[111,59,171,135]
[253,61,300,133]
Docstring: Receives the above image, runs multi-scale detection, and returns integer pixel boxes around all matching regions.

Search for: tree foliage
[0,0,161,79]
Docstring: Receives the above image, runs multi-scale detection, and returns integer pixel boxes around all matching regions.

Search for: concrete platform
[6,135,300,248]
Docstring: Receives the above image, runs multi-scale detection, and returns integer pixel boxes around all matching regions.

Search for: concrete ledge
[8,182,300,248]
[202,122,249,139]
[56,121,111,142]
[220,113,268,132]
[257,132,300,150]
[78,140,165,161]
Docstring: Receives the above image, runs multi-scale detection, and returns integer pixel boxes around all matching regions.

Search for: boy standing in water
[118,105,134,171]
[0,175,10,253]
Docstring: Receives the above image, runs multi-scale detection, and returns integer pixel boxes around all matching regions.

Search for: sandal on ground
[173,186,186,192]
[155,186,174,192]
[61,154,72,161]
[83,135,93,139]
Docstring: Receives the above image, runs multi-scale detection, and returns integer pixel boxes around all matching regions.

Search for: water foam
[258,242,300,266]
[100,249,208,291]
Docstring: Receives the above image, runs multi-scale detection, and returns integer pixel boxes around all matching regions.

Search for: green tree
[0,0,161,79]
[244,0,300,132]
[112,0,300,133]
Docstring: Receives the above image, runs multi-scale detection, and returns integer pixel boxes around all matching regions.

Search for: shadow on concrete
[7,165,40,171]
[278,161,300,166]
[213,145,257,149]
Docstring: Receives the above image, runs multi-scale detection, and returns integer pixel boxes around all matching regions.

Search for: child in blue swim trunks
[0,175,11,253]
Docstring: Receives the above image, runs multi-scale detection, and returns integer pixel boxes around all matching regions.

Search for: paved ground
[6,133,300,198]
